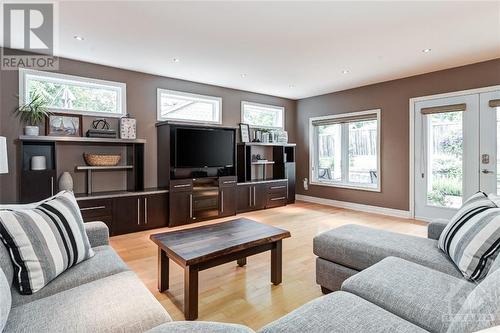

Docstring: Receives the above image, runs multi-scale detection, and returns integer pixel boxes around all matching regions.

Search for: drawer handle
[80,206,106,211]
[270,197,286,201]
[174,184,191,188]
[223,180,236,184]
[270,186,286,190]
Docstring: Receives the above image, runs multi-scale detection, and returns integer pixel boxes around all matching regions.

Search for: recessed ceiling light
[422,48,432,53]
[73,35,84,41]
[341,69,350,74]
[173,58,180,63]
[240,74,247,78]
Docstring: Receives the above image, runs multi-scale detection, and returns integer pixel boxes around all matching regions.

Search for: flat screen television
[174,127,235,168]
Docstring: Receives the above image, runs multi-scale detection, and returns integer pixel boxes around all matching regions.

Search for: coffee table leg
[158,248,169,292]
[184,266,199,320]
[271,240,282,285]
[237,257,247,267]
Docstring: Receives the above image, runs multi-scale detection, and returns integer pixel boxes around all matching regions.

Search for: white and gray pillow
[0,191,94,294]
[439,191,500,282]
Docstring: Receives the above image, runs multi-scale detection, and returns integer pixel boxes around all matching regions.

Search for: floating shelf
[19,135,146,144]
[251,161,275,165]
[76,165,133,171]
[239,142,296,147]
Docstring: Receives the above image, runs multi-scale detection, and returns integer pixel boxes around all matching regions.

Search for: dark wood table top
[150,218,291,266]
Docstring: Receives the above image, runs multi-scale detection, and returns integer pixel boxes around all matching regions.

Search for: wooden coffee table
[150,218,291,320]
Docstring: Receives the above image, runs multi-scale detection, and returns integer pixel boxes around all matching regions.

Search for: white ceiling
[36,1,500,99]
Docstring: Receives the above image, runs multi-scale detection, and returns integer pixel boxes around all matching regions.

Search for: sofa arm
[84,221,109,247]
[427,219,449,240]
[146,321,255,333]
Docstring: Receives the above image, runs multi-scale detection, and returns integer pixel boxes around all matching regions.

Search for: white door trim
[409,85,500,219]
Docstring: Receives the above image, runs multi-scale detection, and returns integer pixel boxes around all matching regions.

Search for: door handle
[221,190,224,213]
[174,184,191,188]
[249,187,252,207]
[253,186,256,206]
[189,194,193,219]
[144,197,148,224]
[482,169,494,174]
[137,198,141,225]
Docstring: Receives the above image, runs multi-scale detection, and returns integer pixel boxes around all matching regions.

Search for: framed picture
[46,113,83,137]
[239,123,250,143]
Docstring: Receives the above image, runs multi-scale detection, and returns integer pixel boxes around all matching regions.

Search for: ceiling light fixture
[422,48,432,53]
[341,69,350,74]
[240,74,247,78]
[173,58,180,63]
[73,35,84,41]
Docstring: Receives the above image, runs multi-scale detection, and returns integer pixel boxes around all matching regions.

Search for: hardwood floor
[110,201,426,330]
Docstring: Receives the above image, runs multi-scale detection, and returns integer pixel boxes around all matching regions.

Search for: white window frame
[157,88,222,124]
[19,68,126,118]
[241,101,285,129]
[309,109,381,192]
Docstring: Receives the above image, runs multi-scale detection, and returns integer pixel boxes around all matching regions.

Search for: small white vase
[25,126,40,136]
[59,172,74,192]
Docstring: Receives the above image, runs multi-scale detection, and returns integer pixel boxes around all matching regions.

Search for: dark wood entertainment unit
[157,122,296,228]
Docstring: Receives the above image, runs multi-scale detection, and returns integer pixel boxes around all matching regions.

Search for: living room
[0,1,499,332]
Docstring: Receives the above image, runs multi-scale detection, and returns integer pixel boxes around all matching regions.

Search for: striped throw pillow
[0,191,94,294]
[438,191,500,281]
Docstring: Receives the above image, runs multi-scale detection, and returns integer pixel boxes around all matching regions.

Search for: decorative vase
[31,156,46,170]
[24,126,39,136]
[58,172,73,192]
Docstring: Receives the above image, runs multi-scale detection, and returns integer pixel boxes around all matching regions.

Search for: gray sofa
[0,221,172,333]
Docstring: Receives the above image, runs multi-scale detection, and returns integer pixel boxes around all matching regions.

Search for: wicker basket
[83,153,121,166]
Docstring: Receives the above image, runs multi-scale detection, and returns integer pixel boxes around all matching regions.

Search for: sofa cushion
[0,266,11,332]
[438,192,500,282]
[313,224,462,278]
[341,256,475,333]
[10,245,129,307]
[446,263,500,333]
[147,322,254,333]
[3,271,171,333]
[258,291,428,333]
[0,191,95,294]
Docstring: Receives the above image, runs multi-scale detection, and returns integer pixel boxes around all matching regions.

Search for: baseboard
[295,194,411,219]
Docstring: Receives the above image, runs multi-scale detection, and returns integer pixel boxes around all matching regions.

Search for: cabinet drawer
[267,182,288,194]
[219,176,237,188]
[170,179,193,192]
[266,193,287,208]
[79,199,113,219]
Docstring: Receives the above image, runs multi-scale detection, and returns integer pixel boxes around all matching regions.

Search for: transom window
[19,68,126,117]
[241,101,284,129]
[310,109,381,191]
[157,89,222,124]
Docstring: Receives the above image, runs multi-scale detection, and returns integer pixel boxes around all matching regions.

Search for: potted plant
[15,93,51,136]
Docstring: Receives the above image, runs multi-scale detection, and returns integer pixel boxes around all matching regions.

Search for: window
[19,68,126,117]
[310,109,381,191]
[157,89,222,124]
[241,101,284,129]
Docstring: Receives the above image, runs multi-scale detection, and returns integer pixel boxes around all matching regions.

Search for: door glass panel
[317,123,342,182]
[427,112,463,208]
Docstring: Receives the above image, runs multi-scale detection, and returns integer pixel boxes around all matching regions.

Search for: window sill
[309,180,381,192]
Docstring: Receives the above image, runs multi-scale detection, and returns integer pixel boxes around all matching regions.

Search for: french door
[414,89,500,221]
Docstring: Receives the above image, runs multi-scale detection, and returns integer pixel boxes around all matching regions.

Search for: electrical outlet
[303,178,309,191]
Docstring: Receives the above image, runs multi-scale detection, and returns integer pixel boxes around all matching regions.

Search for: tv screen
[175,127,234,168]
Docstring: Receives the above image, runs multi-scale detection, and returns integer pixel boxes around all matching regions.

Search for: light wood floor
[110,201,426,330]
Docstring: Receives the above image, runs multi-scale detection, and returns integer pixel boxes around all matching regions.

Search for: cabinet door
[113,196,142,235]
[237,185,253,213]
[144,193,168,229]
[220,186,237,217]
[169,191,192,227]
[253,184,267,210]
[20,170,56,203]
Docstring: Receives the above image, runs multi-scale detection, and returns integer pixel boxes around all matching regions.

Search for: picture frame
[46,113,83,137]
[239,123,250,143]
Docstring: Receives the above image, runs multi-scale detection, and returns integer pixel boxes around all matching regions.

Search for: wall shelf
[76,165,134,171]
[251,161,275,165]
[238,142,296,147]
[19,135,146,144]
